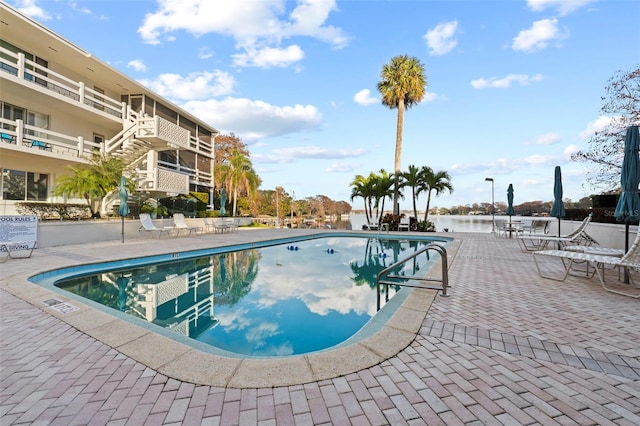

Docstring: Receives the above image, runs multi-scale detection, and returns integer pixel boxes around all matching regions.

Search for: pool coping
[1,230,460,388]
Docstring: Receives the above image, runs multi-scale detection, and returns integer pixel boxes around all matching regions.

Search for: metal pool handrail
[376,242,449,310]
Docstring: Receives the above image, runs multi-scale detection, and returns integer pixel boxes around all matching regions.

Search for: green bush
[417,220,435,232]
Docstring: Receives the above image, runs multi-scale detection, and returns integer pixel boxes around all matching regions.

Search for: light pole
[485,177,495,233]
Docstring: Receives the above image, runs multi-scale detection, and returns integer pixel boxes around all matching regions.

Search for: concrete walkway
[1,230,639,425]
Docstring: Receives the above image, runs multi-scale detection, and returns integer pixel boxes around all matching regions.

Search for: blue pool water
[31,234,449,357]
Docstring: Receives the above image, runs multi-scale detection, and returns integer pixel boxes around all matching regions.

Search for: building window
[1,102,49,137]
[1,169,48,201]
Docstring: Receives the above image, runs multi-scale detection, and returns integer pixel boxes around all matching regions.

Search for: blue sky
[8,0,640,211]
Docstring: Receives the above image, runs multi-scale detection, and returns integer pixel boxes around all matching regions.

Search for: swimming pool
[30,233,450,358]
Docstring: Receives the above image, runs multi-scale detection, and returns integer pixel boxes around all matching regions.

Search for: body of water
[349,213,542,233]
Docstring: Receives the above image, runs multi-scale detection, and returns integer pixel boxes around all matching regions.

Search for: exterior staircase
[100,109,193,215]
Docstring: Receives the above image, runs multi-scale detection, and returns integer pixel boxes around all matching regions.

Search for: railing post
[17,52,25,81]
[79,81,85,104]
[15,119,24,144]
[77,136,84,157]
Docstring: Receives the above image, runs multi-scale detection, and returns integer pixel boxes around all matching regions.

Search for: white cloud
[424,20,459,56]
[284,0,349,48]
[254,146,365,164]
[512,18,568,53]
[139,71,235,100]
[69,2,93,16]
[13,0,51,20]
[525,132,561,145]
[198,47,213,59]
[564,144,580,156]
[127,59,147,72]
[182,97,323,141]
[353,89,378,106]
[523,154,555,166]
[470,74,543,89]
[137,0,348,68]
[326,162,359,173]
[232,44,304,68]
[423,92,438,102]
[527,0,596,16]
[579,116,613,139]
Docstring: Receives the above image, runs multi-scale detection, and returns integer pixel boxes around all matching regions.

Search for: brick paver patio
[1,231,639,425]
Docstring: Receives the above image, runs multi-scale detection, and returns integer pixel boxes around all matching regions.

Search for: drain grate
[42,298,79,314]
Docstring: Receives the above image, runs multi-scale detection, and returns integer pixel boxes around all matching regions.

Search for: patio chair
[521,219,549,235]
[203,218,215,233]
[398,216,410,231]
[173,213,202,236]
[223,218,239,232]
[494,219,507,237]
[517,213,595,252]
[138,213,175,238]
[533,230,640,298]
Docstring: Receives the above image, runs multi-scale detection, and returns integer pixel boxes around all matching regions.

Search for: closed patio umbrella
[506,184,515,236]
[219,187,227,216]
[614,126,640,281]
[550,166,566,240]
[117,176,130,244]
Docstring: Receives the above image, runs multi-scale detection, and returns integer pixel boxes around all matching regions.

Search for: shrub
[16,202,91,220]
[417,220,435,232]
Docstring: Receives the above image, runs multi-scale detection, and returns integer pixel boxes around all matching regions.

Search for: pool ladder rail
[376,242,449,311]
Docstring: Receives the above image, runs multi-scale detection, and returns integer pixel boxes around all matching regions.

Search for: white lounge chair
[173,213,202,236]
[533,230,640,298]
[138,213,175,238]
[517,214,596,252]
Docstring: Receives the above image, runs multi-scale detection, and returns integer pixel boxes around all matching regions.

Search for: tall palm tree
[217,149,260,216]
[401,164,423,221]
[418,166,453,222]
[377,55,427,214]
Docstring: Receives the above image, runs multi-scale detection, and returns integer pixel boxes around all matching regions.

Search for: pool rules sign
[0,215,38,254]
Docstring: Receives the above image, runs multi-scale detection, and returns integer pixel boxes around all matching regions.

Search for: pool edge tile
[227,357,315,388]
[118,332,192,371]
[159,350,243,387]
[306,343,383,381]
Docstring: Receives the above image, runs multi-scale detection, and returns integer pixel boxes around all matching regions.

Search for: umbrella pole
[624,223,630,283]
[121,216,125,244]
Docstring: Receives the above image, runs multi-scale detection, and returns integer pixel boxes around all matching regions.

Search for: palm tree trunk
[424,191,433,222]
[393,100,405,215]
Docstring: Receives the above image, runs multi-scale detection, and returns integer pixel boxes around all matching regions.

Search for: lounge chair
[517,213,596,252]
[138,213,175,238]
[533,230,640,298]
[173,213,202,236]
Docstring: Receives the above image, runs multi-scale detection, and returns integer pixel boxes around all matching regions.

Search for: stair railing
[376,242,449,311]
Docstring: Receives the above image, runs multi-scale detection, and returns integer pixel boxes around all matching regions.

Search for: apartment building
[0,3,219,216]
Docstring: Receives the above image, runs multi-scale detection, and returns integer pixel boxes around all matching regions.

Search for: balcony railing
[0,46,125,119]
[0,118,100,159]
